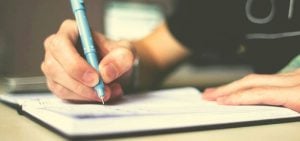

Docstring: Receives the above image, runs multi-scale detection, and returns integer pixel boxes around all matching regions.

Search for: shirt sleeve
[166,0,245,65]
[167,0,244,47]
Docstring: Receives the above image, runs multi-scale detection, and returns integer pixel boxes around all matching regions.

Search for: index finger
[44,20,99,87]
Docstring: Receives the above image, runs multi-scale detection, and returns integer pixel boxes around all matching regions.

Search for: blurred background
[0,0,251,92]
[0,0,173,77]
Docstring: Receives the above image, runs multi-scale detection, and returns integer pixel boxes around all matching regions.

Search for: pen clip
[70,0,86,13]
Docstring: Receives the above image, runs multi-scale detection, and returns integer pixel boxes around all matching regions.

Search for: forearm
[131,22,190,90]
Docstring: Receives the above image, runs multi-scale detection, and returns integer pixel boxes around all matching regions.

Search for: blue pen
[70,0,105,104]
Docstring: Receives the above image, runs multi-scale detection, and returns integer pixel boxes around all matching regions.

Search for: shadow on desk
[163,63,253,88]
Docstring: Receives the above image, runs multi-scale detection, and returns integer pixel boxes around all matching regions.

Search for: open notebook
[1,87,300,139]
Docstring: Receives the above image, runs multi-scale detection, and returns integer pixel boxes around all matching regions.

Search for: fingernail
[203,88,216,94]
[82,71,99,86]
[202,88,216,100]
[89,91,101,102]
[103,63,118,83]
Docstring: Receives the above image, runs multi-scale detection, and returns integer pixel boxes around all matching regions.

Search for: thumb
[99,47,134,83]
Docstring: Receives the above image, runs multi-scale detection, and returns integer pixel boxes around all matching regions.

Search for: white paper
[2,87,300,137]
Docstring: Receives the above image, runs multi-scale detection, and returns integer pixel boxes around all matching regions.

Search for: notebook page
[20,87,300,136]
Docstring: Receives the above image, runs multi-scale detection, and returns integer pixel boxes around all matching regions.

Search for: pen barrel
[85,53,99,71]
[70,0,105,97]
[70,0,85,13]
[74,10,97,57]
[72,0,99,70]
[86,52,105,97]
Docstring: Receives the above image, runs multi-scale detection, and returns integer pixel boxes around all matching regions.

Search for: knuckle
[40,62,47,74]
[243,74,258,80]
[43,58,55,72]
[42,59,59,79]
[43,34,55,50]
[51,35,66,50]
[48,35,72,55]
[61,19,76,28]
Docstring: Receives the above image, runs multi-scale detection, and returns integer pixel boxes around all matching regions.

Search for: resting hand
[41,20,135,102]
[202,69,300,112]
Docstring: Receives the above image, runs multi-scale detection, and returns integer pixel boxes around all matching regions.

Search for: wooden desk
[1,103,300,141]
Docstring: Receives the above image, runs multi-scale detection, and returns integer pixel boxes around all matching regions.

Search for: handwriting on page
[22,87,298,121]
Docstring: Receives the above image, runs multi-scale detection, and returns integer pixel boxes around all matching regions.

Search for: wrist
[116,40,140,93]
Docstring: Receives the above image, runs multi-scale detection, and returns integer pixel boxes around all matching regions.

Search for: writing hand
[41,20,135,102]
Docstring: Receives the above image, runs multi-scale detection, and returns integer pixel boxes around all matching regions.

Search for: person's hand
[41,20,135,102]
[202,69,300,112]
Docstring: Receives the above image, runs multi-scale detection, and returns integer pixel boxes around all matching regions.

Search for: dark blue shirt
[167,0,300,73]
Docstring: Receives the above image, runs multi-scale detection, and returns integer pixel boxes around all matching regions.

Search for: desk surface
[1,103,300,141]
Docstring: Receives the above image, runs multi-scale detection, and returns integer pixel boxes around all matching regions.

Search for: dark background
[0,0,174,77]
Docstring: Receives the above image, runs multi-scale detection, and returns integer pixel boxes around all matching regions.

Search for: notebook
[1,87,300,140]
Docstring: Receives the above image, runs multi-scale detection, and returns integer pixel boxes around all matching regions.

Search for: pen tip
[100,96,105,105]
[95,88,105,105]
